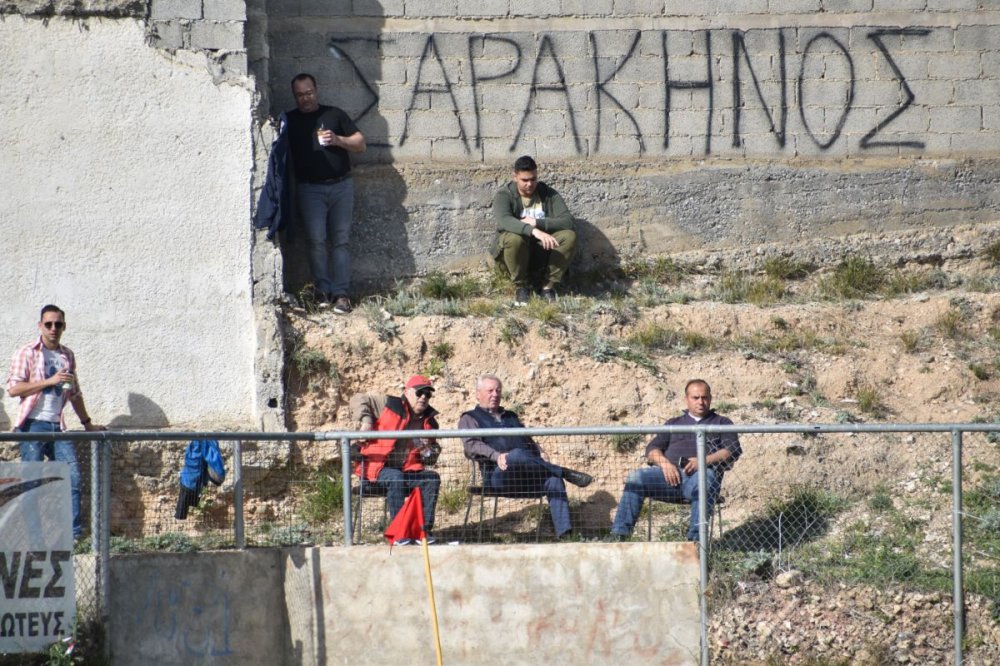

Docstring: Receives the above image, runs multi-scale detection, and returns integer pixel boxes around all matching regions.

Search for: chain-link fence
[2,424,999,665]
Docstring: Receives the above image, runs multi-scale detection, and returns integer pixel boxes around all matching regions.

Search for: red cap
[405,375,434,391]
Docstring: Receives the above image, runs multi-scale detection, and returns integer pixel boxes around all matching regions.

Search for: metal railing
[3,421,998,665]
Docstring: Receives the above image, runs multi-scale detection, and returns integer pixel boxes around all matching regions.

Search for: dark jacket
[645,411,742,472]
[253,113,292,240]
[490,181,575,257]
[461,406,539,459]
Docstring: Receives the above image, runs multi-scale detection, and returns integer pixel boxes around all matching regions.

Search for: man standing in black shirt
[287,73,366,313]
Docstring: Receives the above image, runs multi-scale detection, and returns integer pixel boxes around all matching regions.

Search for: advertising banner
[0,462,76,653]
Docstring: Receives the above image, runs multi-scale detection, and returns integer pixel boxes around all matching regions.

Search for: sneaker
[514,287,530,307]
[418,536,437,545]
[541,287,557,303]
[315,293,332,308]
[332,295,352,315]
[563,469,593,488]
[392,538,414,546]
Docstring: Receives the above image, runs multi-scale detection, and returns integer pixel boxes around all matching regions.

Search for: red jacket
[354,395,439,481]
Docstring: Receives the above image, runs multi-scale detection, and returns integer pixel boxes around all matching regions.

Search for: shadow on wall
[572,217,622,289]
[107,393,170,428]
[272,2,414,294]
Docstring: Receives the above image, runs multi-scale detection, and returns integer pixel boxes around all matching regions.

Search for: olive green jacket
[490,181,575,257]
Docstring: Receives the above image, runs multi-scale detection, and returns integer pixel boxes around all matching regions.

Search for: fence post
[952,429,964,665]
[342,436,352,546]
[90,439,100,558]
[696,430,709,666]
[234,440,245,549]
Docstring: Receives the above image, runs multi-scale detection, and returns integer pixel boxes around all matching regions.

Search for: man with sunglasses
[7,305,104,539]
[350,375,441,542]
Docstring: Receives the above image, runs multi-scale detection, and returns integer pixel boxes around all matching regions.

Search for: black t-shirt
[286,105,359,183]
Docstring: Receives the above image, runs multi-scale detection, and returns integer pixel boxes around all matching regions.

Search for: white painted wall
[0,17,256,429]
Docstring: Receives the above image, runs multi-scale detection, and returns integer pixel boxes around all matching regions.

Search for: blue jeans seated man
[362,467,440,533]
[611,464,722,542]
[609,379,741,542]
[479,447,575,537]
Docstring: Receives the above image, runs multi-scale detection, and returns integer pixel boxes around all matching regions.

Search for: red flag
[384,487,426,546]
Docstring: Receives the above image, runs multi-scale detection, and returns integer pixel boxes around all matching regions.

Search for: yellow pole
[422,538,444,666]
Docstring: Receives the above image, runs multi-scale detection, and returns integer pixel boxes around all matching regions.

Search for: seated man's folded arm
[492,188,533,236]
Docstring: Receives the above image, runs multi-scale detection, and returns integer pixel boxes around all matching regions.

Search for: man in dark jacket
[491,155,577,305]
[459,374,592,539]
[610,379,742,542]
[350,375,441,540]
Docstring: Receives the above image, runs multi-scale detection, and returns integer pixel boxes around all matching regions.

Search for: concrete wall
[109,543,700,665]
[0,5,281,430]
[264,3,1000,285]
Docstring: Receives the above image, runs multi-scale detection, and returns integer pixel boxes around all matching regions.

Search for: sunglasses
[415,388,434,399]
[43,321,66,330]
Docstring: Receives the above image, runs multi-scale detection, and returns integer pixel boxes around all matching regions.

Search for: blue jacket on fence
[175,439,225,519]
[253,113,292,240]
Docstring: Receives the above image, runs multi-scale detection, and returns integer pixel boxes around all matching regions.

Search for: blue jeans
[610,465,721,541]
[298,180,354,297]
[365,467,440,532]
[18,419,83,538]
[485,448,570,537]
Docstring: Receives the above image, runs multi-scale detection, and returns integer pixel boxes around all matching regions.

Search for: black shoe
[332,295,352,314]
[604,532,629,543]
[514,287,530,307]
[563,469,593,488]
[316,292,332,308]
[541,287,557,303]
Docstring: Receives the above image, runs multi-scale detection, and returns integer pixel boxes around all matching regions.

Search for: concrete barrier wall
[109,543,700,665]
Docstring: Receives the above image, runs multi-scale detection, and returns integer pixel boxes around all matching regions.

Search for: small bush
[868,486,894,512]
[899,329,925,353]
[820,256,885,299]
[300,469,345,525]
[624,256,692,284]
[500,316,528,347]
[610,433,643,454]
[935,308,966,339]
[982,239,1000,266]
[856,384,888,418]
[970,363,990,381]
[762,255,813,280]
[431,342,455,361]
[291,347,330,377]
[438,485,468,515]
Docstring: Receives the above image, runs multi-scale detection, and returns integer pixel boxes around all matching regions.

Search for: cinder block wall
[263,2,1000,285]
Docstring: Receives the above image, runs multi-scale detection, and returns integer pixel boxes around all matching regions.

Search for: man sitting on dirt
[491,155,577,306]
[351,375,442,542]
[609,379,742,542]
[459,373,593,539]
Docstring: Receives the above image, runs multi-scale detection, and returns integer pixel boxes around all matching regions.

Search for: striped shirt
[6,337,79,430]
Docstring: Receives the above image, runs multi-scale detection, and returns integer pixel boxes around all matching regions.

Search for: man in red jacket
[350,375,441,541]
